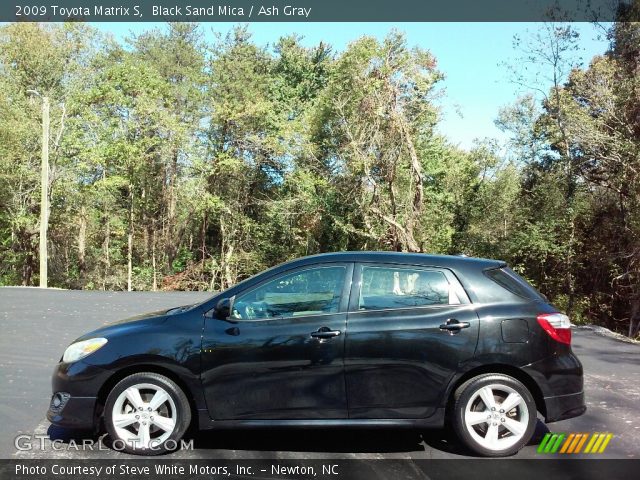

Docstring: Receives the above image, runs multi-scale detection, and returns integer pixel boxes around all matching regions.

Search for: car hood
[108,304,194,325]
[74,305,195,342]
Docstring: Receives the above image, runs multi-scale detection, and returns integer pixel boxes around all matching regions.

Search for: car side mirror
[215,297,234,320]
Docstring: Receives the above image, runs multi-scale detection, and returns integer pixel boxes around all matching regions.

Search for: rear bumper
[543,391,586,423]
[521,351,585,422]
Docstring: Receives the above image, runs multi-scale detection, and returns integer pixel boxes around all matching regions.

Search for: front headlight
[62,338,108,363]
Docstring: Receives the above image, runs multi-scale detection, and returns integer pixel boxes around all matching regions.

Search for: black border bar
[3,459,640,480]
[4,1,639,22]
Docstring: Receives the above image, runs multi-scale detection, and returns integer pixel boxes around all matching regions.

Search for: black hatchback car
[48,252,585,456]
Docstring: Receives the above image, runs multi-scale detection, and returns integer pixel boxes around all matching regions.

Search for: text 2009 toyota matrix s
[48,252,585,456]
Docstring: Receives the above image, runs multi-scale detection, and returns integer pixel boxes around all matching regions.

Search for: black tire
[104,372,191,455]
[451,373,537,457]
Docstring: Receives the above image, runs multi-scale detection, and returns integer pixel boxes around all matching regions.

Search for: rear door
[344,262,479,419]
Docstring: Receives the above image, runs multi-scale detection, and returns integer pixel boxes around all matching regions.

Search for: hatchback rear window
[484,267,544,301]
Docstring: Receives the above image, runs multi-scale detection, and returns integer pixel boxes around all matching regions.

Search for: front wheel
[104,372,191,455]
[452,373,537,457]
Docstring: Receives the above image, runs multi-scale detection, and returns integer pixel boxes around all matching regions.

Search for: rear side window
[359,266,460,311]
[484,267,544,301]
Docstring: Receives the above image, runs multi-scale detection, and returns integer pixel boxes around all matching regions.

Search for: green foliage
[0,22,638,336]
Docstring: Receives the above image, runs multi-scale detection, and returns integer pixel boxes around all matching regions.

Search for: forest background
[1,18,639,337]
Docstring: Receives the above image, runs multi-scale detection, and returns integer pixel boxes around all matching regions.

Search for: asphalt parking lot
[1,287,638,460]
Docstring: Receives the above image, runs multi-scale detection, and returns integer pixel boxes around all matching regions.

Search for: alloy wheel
[463,383,529,451]
[111,383,177,450]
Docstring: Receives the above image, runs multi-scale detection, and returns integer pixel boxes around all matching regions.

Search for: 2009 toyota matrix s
[48,252,585,456]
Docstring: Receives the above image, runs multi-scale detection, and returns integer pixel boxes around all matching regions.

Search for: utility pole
[28,90,49,288]
[40,96,49,288]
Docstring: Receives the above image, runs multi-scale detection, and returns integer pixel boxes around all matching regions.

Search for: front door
[201,263,353,420]
[345,262,479,419]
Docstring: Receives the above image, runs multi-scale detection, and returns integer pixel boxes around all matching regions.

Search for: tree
[313,32,444,252]
[1,21,639,338]
[555,21,640,335]
[0,23,99,286]
[130,23,207,275]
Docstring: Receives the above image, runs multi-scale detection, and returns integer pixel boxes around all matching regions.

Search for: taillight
[537,313,572,344]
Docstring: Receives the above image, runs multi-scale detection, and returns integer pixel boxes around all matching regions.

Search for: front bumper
[47,360,112,430]
[47,395,98,429]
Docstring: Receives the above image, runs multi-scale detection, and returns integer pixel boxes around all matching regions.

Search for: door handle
[310,327,341,339]
[439,319,470,333]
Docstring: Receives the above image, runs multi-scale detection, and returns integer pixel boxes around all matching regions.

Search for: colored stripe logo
[537,433,613,454]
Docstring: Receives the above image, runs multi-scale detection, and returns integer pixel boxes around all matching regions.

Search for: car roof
[197,251,510,310]
[282,251,505,271]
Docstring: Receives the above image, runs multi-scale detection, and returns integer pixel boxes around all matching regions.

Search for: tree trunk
[398,114,423,252]
[201,212,207,264]
[141,187,149,260]
[22,249,34,286]
[370,205,420,253]
[78,205,87,286]
[219,218,236,290]
[101,169,110,291]
[127,185,134,292]
[102,219,110,291]
[152,228,157,292]
[224,243,235,288]
[165,148,178,269]
[629,296,640,338]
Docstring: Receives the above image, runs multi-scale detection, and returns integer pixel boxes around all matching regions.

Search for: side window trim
[229,262,354,322]
[348,262,470,313]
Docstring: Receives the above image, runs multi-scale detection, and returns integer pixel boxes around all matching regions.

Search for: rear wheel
[104,372,191,455]
[452,373,536,457]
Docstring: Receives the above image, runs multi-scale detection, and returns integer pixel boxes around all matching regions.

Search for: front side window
[232,266,346,320]
[359,266,458,311]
